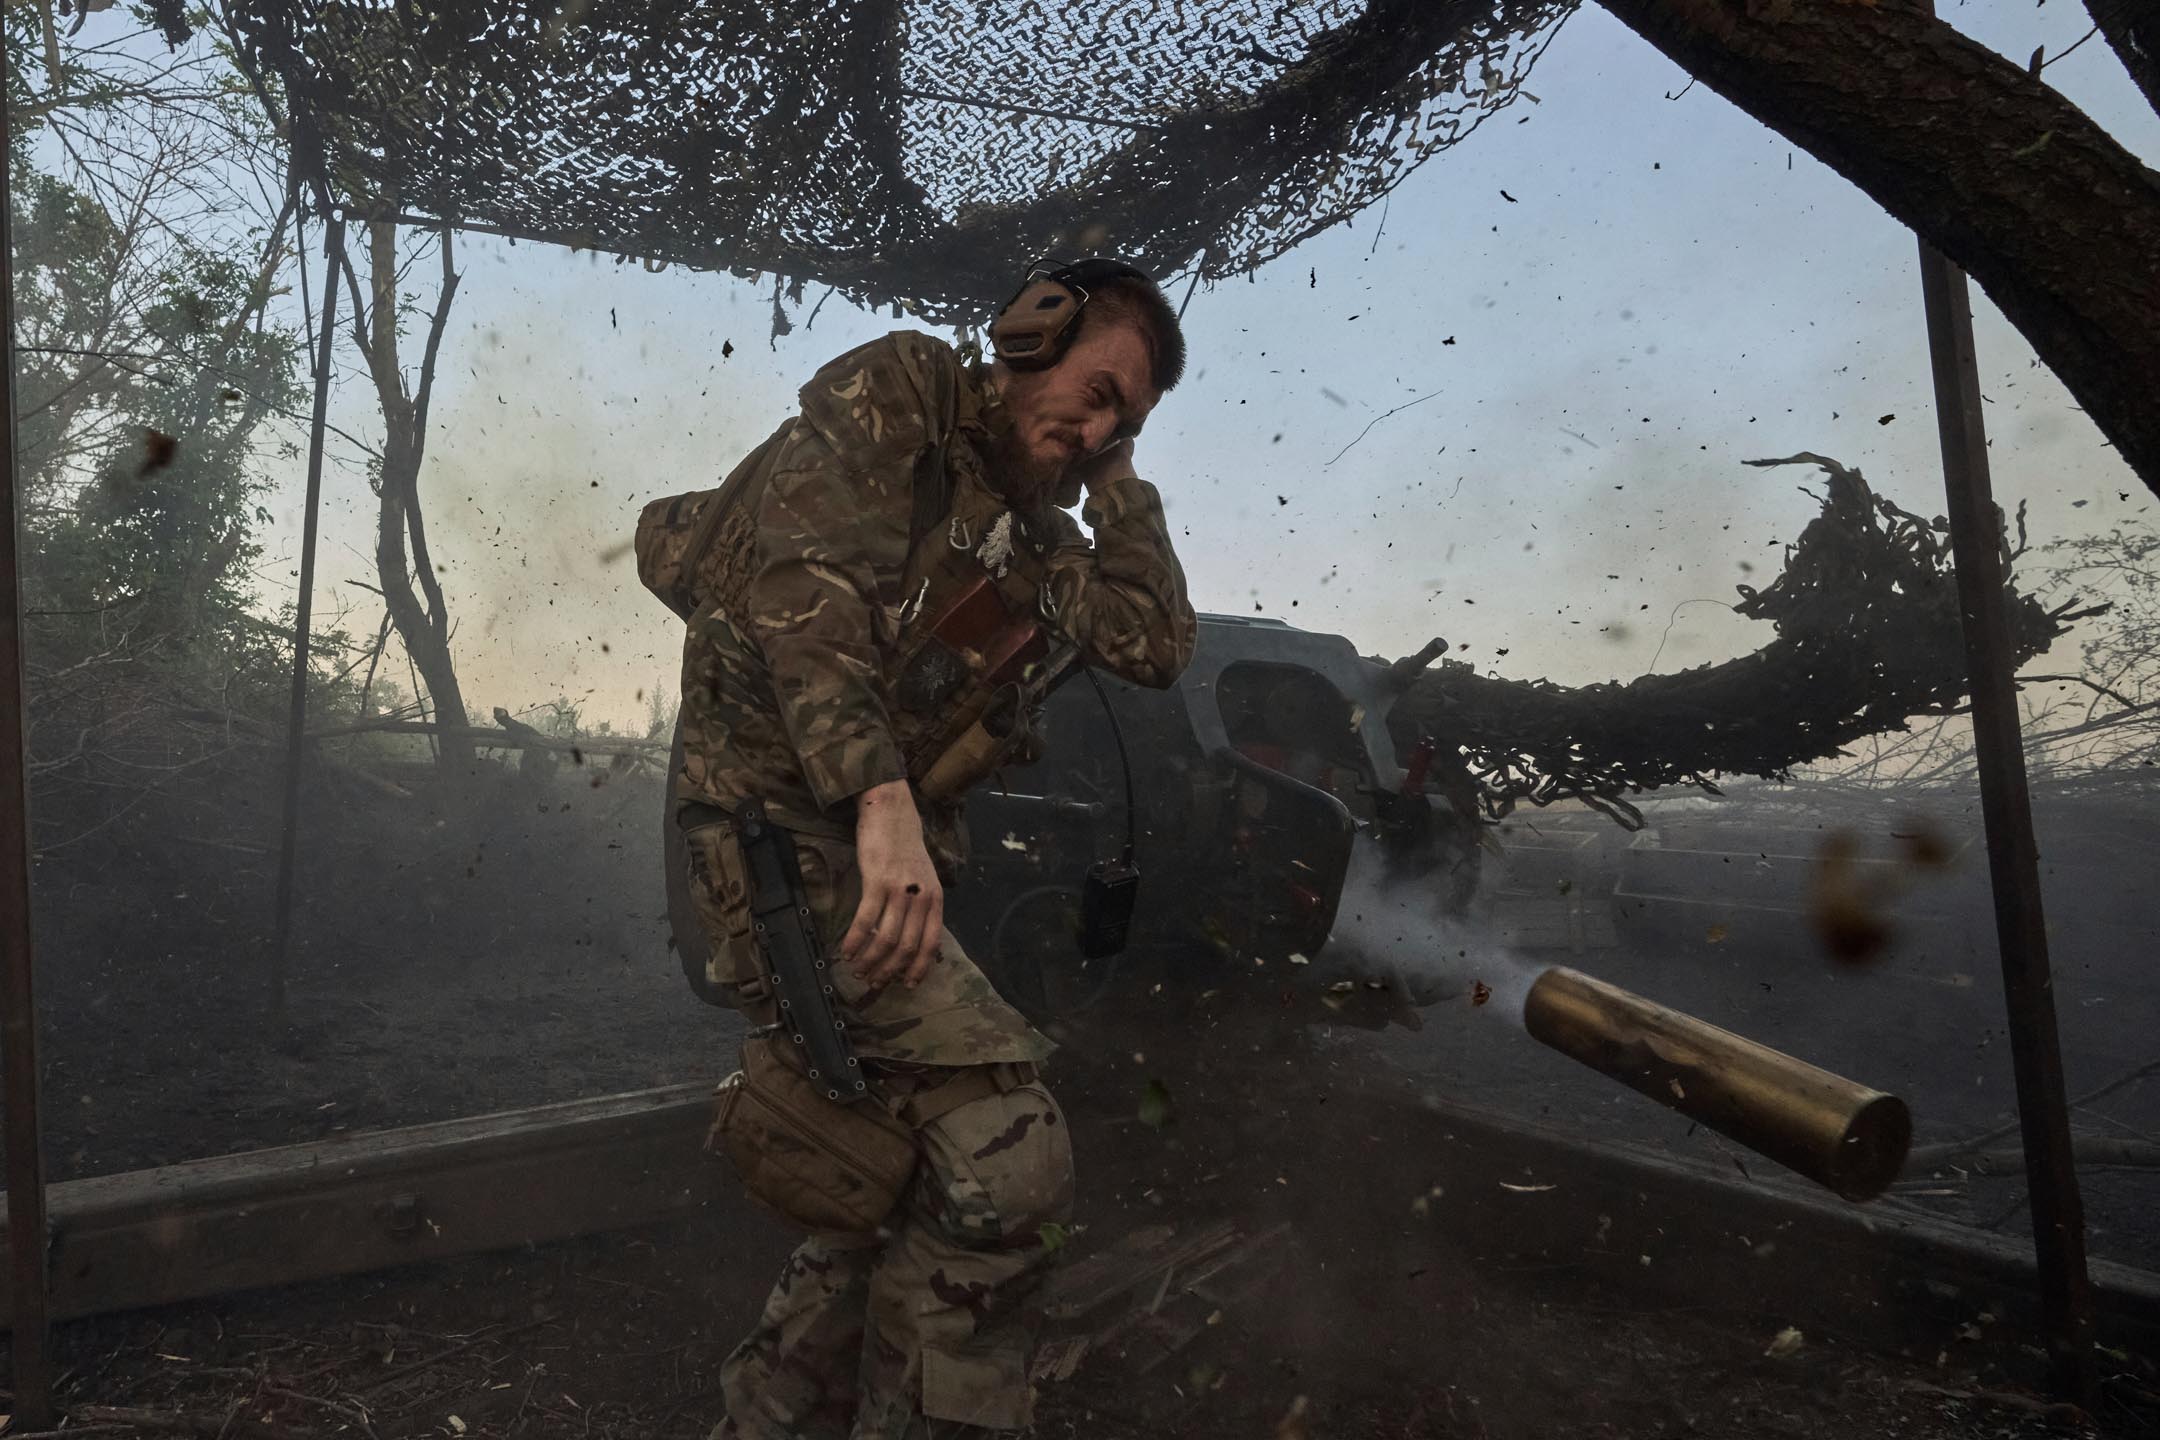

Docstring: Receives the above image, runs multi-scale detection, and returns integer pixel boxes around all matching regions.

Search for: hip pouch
[706,1032,917,1237]
[704,801,919,1235]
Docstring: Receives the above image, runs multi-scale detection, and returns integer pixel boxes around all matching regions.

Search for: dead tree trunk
[1594,0,2160,499]
[343,216,473,775]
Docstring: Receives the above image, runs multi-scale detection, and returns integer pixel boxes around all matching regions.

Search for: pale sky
[222,2,2160,735]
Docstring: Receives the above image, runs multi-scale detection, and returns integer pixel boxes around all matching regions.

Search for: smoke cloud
[1323,836,1545,1026]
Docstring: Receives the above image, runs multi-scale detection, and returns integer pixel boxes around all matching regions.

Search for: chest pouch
[895,573,1053,786]
[897,575,1048,710]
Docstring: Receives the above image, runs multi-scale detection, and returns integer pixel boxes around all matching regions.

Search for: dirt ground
[14,760,2160,1435]
[28,1233,2118,1440]
[27,1039,2160,1439]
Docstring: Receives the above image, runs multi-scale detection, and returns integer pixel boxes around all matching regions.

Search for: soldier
[673,259,1195,1439]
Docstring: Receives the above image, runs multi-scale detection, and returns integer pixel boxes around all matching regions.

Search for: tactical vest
[889,449,1063,792]
[636,365,1061,791]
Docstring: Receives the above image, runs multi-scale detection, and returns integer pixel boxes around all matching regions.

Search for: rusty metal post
[268,208,346,1018]
[0,48,57,1428]
[1914,239,2096,1404]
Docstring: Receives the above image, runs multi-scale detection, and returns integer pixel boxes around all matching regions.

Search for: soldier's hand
[843,779,944,988]
[1072,437,1137,495]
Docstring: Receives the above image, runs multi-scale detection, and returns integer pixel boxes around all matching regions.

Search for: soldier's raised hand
[1073,436,1138,495]
[842,778,944,988]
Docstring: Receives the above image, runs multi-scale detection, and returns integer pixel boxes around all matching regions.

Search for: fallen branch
[1387,454,2088,826]
[318,760,417,804]
[1935,1137,2160,1174]
[1906,1057,2160,1170]
[258,1385,379,1440]
[1901,1381,2088,1427]
[2014,673,2143,709]
[1595,0,2160,497]
[354,1316,551,1396]
[301,718,662,758]
[73,1405,310,1440]
[2019,700,2160,753]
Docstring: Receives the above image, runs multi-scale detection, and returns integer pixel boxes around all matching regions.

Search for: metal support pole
[0,47,56,1429]
[1914,239,2096,1404]
[268,210,346,1018]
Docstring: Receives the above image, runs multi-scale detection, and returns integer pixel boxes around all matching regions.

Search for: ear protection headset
[988,257,1153,371]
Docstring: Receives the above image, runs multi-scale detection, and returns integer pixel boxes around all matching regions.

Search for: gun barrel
[1522,967,1911,1201]
[1383,635,1449,690]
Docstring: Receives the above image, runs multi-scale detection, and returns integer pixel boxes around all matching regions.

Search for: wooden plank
[1043,1220,1239,1322]
[0,1084,731,1324]
[1039,1224,1170,1321]
[1182,1221,1293,1309]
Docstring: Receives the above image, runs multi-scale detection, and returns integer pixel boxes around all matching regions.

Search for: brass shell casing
[916,717,1006,803]
[1523,967,1912,1202]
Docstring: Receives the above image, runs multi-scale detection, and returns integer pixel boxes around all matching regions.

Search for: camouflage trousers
[714,1069,1074,1440]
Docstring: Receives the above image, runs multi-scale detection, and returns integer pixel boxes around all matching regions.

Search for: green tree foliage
[16,155,305,651]
[4,6,384,833]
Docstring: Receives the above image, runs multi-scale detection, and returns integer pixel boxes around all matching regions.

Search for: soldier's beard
[986,417,1073,510]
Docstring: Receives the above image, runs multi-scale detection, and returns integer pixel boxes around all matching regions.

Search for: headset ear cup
[991,278,1084,370]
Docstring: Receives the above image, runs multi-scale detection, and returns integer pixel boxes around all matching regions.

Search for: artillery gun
[664,454,2097,1027]
[664,613,1485,1027]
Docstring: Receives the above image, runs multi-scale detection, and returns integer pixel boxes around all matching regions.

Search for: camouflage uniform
[677,331,1194,1438]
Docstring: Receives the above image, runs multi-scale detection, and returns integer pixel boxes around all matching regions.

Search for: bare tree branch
[1596,0,2160,497]
[2083,0,2160,118]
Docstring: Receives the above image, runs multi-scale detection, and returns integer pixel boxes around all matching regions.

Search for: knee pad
[918,1082,1075,1249]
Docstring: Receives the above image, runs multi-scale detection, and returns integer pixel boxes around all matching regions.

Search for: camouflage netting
[1386,454,2107,827]
[219,0,1573,322]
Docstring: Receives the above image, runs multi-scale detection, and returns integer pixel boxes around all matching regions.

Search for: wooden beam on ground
[0,1084,729,1323]
[1,1079,2155,1364]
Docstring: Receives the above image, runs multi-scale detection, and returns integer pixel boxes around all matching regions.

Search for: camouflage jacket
[674,330,1195,1061]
